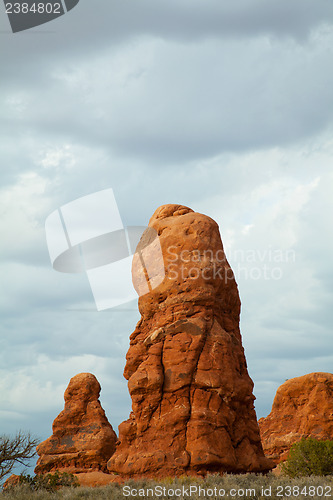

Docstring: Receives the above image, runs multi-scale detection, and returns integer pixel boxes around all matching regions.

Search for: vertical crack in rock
[185,317,209,465]
[108,204,273,477]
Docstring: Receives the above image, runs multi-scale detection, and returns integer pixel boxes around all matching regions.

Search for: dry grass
[1,473,333,499]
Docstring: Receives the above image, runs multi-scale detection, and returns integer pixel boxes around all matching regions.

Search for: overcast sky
[1,0,333,474]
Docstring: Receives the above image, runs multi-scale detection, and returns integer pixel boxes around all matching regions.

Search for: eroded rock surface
[108,204,272,477]
[35,373,117,474]
[259,372,333,463]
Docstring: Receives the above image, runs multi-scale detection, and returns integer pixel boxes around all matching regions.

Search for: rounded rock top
[149,204,194,224]
[64,373,101,402]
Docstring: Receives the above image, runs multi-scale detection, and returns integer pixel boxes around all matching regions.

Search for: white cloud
[0,172,51,263]
[38,145,76,169]
[0,354,110,414]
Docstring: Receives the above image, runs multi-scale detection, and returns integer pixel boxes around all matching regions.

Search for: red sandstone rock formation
[35,373,117,474]
[259,372,333,463]
[74,471,121,487]
[2,475,20,490]
[108,204,273,477]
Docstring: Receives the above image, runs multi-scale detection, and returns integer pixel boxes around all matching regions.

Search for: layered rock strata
[35,373,117,474]
[259,372,333,463]
[108,204,272,477]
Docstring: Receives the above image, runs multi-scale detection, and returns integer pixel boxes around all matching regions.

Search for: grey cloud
[1,0,332,68]
[3,33,333,166]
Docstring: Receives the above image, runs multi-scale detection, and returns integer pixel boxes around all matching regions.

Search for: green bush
[18,471,79,491]
[282,437,333,477]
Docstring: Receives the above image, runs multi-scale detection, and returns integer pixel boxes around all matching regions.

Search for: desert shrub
[18,471,79,491]
[282,437,333,478]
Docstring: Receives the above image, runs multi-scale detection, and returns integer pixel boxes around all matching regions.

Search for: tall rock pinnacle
[108,204,272,477]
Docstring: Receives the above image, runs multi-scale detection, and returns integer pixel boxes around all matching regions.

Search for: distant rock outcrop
[259,372,333,463]
[2,475,20,490]
[35,373,117,474]
[108,204,273,477]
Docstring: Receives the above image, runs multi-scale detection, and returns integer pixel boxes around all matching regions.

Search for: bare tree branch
[0,431,39,483]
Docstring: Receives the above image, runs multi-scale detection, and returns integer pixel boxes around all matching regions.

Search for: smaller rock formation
[35,373,117,474]
[2,474,20,490]
[259,372,333,463]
